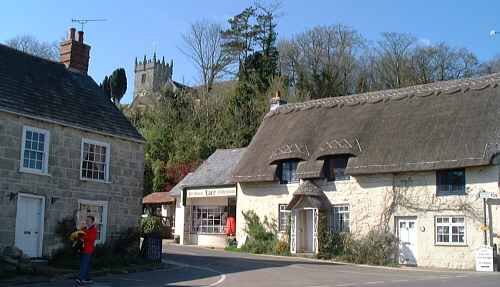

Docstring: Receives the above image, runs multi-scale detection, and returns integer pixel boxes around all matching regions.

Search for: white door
[397,218,417,265]
[15,194,44,257]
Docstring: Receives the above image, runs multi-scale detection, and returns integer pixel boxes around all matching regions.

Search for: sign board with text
[187,187,236,198]
[479,192,498,199]
[475,245,494,272]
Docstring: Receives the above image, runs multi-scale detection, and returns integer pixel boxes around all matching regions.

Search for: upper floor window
[141,74,147,84]
[278,160,299,184]
[436,169,465,195]
[20,126,50,174]
[324,155,350,182]
[81,139,110,182]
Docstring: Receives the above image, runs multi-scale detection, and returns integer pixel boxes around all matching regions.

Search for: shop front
[182,187,237,248]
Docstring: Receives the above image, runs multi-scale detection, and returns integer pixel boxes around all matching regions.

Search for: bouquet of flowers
[69,230,86,254]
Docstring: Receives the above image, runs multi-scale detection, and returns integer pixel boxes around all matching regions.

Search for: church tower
[133,53,173,100]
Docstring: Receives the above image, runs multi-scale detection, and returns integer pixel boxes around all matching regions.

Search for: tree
[181,20,233,94]
[5,35,59,61]
[109,68,127,104]
[100,76,112,100]
[278,25,365,99]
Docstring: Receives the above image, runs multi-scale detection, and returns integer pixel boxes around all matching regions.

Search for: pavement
[16,243,500,287]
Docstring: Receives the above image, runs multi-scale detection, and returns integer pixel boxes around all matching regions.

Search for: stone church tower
[133,53,173,101]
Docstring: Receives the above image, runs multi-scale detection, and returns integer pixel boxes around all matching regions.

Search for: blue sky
[1,0,500,104]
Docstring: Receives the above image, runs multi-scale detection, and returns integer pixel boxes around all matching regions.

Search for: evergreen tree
[110,68,127,104]
[100,75,111,100]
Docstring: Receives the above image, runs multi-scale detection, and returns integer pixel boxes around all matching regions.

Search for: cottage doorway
[397,217,417,265]
[297,209,314,253]
[15,193,45,257]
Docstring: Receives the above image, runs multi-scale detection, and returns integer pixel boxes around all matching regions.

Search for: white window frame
[20,126,50,175]
[191,206,227,234]
[435,215,467,246]
[80,138,111,183]
[278,204,291,232]
[331,205,350,233]
[77,199,109,245]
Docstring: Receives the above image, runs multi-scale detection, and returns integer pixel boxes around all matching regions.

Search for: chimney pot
[68,28,76,40]
[77,31,84,43]
[60,27,91,74]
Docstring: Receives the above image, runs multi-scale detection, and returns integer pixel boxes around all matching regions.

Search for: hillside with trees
[127,4,496,195]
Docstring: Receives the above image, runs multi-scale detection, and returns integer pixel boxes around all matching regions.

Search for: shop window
[324,155,350,182]
[278,160,299,184]
[435,216,466,245]
[436,169,465,195]
[330,205,349,232]
[191,206,227,234]
[278,204,290,232]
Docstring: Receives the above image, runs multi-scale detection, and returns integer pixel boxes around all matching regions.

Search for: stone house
[0,28,145,258]
[232,74,500,270]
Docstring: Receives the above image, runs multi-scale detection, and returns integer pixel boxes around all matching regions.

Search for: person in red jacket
[76,216,97,286]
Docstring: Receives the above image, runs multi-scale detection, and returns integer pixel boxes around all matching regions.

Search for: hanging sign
[187,187,236,198]
[479,192,498,199]
[475,245,494,272]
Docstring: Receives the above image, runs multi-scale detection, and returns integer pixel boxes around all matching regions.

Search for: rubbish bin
[141,233,162,262]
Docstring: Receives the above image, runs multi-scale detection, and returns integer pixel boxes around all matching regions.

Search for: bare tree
[181,20,233,94]
[279,24,365,100]
[5,35,58,61]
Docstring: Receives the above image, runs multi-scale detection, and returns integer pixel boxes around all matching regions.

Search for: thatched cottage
[0,28,145,258]
[232,74,500,270]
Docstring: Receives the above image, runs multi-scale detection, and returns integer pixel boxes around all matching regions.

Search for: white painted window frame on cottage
[20,126,50,175]
[77,199,109,245]
[434,215,467,246]
[331,204,350,233]
[80,138,110,183]
[278,204,291,232]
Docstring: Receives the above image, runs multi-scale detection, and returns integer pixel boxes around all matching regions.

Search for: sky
[1,0,500,104]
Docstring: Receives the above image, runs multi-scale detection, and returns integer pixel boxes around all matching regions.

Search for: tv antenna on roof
[71,18,107,31]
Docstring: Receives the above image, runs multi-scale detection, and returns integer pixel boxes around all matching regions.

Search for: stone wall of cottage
[236,165,500,270]
[0,112,144,256]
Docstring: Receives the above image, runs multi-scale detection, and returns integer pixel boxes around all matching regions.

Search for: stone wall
[0,112,144,256]
[236,165,500,270]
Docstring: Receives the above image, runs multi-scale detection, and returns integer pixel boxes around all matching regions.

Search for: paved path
[21,244,500,287]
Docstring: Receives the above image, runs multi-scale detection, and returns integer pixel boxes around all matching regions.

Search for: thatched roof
[287,180,330,209]
[233,73,500,182]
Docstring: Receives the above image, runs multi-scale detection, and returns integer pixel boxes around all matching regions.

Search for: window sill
[434,243,468,247]
[80,178,111,184]
[19,168,51,177]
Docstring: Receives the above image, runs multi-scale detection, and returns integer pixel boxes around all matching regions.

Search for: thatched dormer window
[323,155,350,182]
[278,160,300,184]
[436,169,465,195]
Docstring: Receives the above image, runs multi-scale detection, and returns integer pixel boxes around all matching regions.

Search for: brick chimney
[59,27,91,74]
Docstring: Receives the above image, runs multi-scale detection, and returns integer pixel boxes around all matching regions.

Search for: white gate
[290,209,296,254]
[313,208,319,254]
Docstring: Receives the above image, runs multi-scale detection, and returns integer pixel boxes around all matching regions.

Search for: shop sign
[187,187,236,198]
[475,245,494,272]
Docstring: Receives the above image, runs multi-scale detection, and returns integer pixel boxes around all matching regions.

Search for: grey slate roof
[233,73,500,182]
[179,148,246,189]
[169,172,194,197]
[0,44,144,142]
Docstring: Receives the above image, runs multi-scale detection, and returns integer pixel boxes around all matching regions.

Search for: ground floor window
[278,204,290,232]
[435,216,465,245]
[77,200,108,244]
[191,206,227,234]
[331,205,349,232]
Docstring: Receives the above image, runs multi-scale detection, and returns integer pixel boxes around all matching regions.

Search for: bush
[274,240,290,256]
[54,217,77,248]
[240,210,278,254]
[141,216,162,235]
[343,230,398,265]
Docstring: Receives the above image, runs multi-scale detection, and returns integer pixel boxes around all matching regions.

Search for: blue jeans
[79,253,92,281]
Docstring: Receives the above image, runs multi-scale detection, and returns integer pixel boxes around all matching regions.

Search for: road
[22,243,500,287]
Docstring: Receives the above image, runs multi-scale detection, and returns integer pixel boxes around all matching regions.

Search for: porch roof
[287,180,330,210]
[142,192,175,204]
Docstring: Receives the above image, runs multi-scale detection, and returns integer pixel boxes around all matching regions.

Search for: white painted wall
[236,165,500,270]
